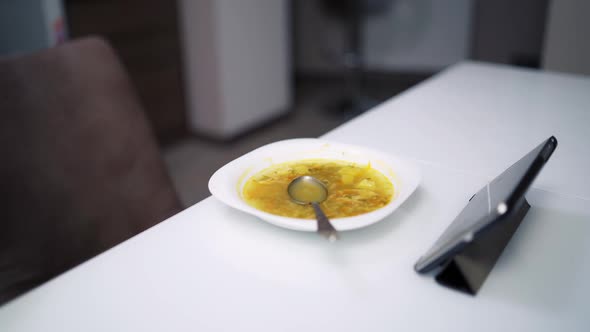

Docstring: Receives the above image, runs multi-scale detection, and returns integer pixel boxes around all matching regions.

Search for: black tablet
[414,136,557,273]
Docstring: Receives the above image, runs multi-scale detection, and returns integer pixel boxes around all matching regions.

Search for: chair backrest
[0,37,183,305]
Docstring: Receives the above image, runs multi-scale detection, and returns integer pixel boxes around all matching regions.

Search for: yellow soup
[242,159,394,219]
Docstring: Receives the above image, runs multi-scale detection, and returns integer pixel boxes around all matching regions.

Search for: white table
[1,62,589,331]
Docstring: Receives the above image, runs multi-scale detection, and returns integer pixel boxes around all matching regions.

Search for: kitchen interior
[1,0,586,207]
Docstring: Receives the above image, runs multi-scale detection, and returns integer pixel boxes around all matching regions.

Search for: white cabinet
[178,0,291,139]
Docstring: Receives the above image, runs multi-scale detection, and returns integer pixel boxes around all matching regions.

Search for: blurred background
[1,0,587,207]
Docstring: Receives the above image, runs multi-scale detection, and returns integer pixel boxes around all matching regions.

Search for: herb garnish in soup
[242,159,394,219]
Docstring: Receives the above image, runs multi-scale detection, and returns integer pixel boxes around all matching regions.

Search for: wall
[543,0,590,76]
[294,0,551,74]
[471,0,549,67]
[65,0,186,143]
[364,0,472,71]
[294,0,473,74]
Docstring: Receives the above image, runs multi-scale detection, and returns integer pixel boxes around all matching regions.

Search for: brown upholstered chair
[0,37,183,305]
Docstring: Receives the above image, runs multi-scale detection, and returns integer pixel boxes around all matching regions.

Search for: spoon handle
[311,202,339,242]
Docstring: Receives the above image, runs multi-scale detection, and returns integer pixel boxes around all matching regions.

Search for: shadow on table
[484,204,590,316]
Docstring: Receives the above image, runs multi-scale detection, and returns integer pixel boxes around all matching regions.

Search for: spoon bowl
[287,176,339,241]
[287,176,328,204]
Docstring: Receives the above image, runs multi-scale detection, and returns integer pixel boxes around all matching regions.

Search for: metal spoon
[287,175,339,242]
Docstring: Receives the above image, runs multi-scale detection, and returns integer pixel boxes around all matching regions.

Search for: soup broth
[242,159,394,219]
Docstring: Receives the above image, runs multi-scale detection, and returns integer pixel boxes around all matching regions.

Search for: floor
[163,76,428,207]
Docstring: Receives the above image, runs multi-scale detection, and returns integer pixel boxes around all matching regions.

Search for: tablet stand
[435,198,530,295]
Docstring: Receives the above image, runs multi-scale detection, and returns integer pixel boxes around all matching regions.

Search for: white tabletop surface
[327,62,590,200]
[1,62,589,331]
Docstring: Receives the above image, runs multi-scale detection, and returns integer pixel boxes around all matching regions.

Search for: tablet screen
[415,136,557,273]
